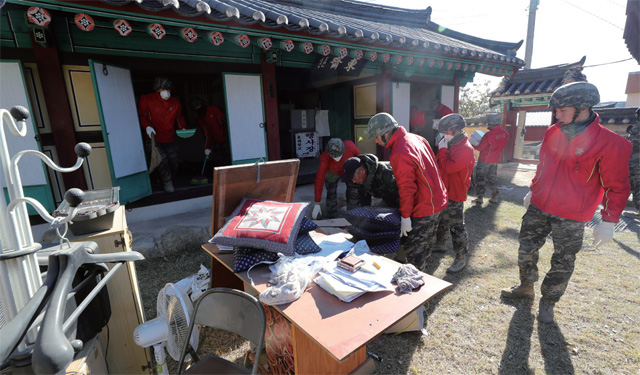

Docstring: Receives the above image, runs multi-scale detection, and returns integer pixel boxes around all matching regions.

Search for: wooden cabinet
[69,206,151,374]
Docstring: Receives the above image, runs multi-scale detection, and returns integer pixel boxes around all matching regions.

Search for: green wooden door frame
[0,59,55,214]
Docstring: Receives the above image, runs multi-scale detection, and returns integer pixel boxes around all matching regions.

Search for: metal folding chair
[177,288,266,374]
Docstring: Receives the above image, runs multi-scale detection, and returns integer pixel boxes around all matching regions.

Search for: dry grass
[134,165,640,374]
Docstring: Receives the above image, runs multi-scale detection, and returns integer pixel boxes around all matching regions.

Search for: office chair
[177,288,266,374]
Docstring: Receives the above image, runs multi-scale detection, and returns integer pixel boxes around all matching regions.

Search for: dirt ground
[134,162,640,374]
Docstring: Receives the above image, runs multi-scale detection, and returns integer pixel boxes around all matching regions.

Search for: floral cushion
[344,206,401,231]
[211,198,310,256]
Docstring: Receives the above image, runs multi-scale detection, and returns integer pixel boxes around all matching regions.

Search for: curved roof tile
[99,0,524,68]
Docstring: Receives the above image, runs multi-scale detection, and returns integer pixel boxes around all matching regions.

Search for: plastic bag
[259,256,323,306]
[149,136,162,173]
[190,264,210,301]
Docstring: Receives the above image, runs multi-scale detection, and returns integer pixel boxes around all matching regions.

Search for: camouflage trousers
[630,166,640,211]
[402,212,441,273]
[324,173,364,218]
[435,201,469,256]
[475,161,498,198]
[517,204,585,303]
[155,142,179,183]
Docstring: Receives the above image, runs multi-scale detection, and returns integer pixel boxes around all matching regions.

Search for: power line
[582,57,634,68]
[558,0,623,30]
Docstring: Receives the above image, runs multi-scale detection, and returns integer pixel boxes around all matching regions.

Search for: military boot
[489,193,499,203]
[163,180,175,193]
[472,197,484,205]
[446,253,468,273]
[538,298,555,323]
[501,282,534,298]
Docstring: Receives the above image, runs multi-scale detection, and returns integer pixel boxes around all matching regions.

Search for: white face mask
[332,155,342,162]
[160,90,171,100]
[443,134,454,142]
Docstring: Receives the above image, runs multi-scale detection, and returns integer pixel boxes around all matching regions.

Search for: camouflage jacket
[358,153,400,208]
[627,126,640,172]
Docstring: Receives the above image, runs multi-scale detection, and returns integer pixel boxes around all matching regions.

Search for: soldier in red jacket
[501,82,632,323]
[430,99,453,119]
[367,113,448,272]
[435,114,476,273]
[189,96,230,166]
[472,113,508,204]
[312,138,361,219]
[138,77,186,193]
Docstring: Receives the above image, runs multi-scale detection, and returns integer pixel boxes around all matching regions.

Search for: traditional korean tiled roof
[624,0,640,64]
[490,56,587,107]
[594,104,639,126]
[99,0,525,70]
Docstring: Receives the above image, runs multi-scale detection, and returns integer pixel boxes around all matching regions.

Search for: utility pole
[524,0,539,69]
[515,0,539,160]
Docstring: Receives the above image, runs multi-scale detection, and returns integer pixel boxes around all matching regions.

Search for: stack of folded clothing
[209,198,322,272]
[343,206,401,254]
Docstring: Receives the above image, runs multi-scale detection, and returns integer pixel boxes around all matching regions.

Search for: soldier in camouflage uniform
[367,113,448,272]
[312,138,361,219]
[434,114,476,273]
[341,154,399,208]
[502,82,632,323]
[626,108,640,212]
[472,113,509,204]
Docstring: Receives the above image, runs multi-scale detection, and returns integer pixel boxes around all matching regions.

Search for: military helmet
[486,113,502,127]
[153,77,173,91]
[190,96,204,110]
[367,113,398,139]
[438,114,466,132]
[326,138,345,158]
[549,82,600,109]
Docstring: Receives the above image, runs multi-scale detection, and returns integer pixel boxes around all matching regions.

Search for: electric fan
[133,283,195,374]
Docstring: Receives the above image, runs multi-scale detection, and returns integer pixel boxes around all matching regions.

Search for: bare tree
[459,79,501,118]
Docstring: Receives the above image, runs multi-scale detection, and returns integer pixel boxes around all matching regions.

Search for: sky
[358,0,639,102]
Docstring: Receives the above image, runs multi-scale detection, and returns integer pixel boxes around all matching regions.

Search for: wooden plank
[210,159,300,235]
[70,207,151,374]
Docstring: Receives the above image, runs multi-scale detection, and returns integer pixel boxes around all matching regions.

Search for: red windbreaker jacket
[437,134,476,202]
[138,92,186,143]
[530,114,631,222]
[474,126,509,163]
[386,126,448,218]
[197,105,228,149]
[314,140,360,202]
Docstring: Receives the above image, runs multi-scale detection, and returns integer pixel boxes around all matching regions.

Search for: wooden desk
[203,242,452,374]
